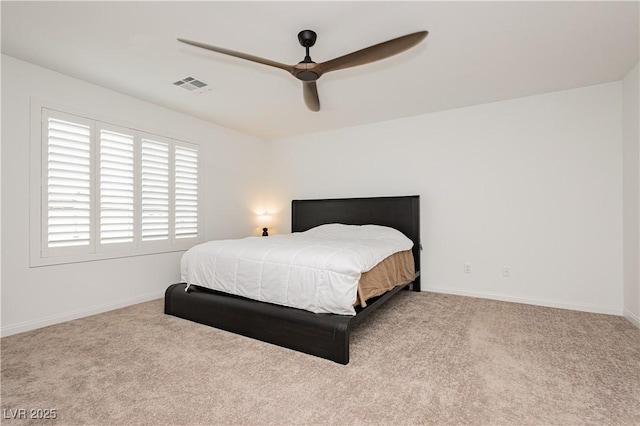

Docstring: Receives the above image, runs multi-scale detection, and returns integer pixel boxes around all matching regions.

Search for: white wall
[0,54,3,335]
[622,62,640,327]
[1,56,267,336]
[268,83,623,315]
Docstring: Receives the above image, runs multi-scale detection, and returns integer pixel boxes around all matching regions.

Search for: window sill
[29,245,196,268]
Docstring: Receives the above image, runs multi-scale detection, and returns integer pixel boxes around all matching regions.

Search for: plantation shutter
[37,108,202,265]
[99,128,135,245]
[140,138,169,241]
[174,145,198,239]
[45,116,92,248]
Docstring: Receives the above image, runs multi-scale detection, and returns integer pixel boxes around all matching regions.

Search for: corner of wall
[621,61,640,324]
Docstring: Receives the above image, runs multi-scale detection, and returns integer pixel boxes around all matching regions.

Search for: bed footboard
[165,283,353,364]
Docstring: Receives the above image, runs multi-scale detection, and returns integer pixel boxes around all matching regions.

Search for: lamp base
[262,227,269,237]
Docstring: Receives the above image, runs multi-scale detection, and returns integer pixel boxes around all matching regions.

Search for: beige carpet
[2,291,639,425]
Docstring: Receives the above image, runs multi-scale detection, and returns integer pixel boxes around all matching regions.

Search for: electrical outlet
[464,263,471,274]
[501,266,511,277]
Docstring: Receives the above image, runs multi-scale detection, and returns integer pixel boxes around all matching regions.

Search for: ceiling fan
[177,30,428,112]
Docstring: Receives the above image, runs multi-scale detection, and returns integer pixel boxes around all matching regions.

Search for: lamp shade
[257,214,272,227]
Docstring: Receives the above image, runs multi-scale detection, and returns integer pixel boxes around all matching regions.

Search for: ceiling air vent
[173,77,211,94]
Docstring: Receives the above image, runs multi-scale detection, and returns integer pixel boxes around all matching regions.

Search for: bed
[164,195,421,364]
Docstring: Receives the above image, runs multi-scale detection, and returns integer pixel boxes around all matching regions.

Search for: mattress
[180,223,414,315]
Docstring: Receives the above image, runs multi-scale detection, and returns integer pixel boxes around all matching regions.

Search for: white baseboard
[623,309,640,328]
[1,290,165,337]
[423,286,623,316]
[3,287,631,337]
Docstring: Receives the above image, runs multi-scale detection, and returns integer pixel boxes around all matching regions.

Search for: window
[45,114,92,251]
[140,137,169,242]
[34,108,200,265]
[99,127,135,246]
[174,145,199,239]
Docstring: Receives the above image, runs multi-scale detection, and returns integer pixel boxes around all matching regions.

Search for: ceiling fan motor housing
[295,68,319,81]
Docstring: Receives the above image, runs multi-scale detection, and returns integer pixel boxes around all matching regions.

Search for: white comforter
[180,224,413,315]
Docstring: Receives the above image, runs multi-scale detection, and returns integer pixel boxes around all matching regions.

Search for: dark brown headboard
[291,195,421,290]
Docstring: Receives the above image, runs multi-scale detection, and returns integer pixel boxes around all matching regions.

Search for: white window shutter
[99,128,135,245]
[174,145,198,239]
[36,108,202,265]
[140,138,169,241]
[46,117,92,248]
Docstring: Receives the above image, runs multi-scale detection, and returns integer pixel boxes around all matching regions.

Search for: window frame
[30,100,203,267]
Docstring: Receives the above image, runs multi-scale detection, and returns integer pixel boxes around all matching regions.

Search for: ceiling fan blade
[303,81,320,112]
[316,31,428,76]
[178,38,294,73]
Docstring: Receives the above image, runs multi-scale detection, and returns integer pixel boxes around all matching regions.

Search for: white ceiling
[2,1,638,140]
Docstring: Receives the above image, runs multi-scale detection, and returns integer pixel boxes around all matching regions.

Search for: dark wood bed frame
[164,195,420,364]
